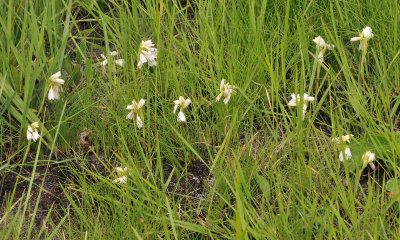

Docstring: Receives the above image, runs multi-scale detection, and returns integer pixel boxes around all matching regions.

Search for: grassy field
[1,0,400,239]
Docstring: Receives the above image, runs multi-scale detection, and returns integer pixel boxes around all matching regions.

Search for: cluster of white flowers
[101,51,124,67]
[137,40,157,68]
[216,79,236,104]
[113,166,128,184]
[313,36,334,62]
[173,96,192,122]
[126,99,146,129]
[27,122,40,142]
[288,93,315,120]
[332,134,353,162]
[48,72,65,100]
[350,26,374,51]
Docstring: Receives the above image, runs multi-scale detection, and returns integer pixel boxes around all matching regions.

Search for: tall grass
[1,0,400,239]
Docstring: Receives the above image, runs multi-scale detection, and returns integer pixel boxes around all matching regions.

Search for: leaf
[386,178,400,198]
[255,175,271,199]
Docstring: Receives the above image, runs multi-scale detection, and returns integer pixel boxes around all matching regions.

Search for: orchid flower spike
[332,134,354,162]
[101,51,124,67]
[126,99,146,129]
[362,151,376,170]
[288,93,315,120]
[332,134,354,144]
[216,79,237,104]
[137,40,157,68]
[113,166,128,184]
[47,72,65,100]
[27,122,40,142]
[313,36,334,62]
[173,96,191,122]
[350,26,374,51]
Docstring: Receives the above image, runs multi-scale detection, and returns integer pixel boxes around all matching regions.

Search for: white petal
[345,147,352,160]
[148,59,157,67]
[220,79,225,91]
[110,51,118,56]
[126,111,134,119]
[350,37,361,42]
[223,94,231,104]
[48,88,56,100]
[126,104,133,110]
[27,130,33,141]
[114,59,124,67]
[51,72,61,79]
[184,98,191,108]
[101,59,108,66]
[173,104,178,114]
[216,93,223,102]
[32,131,40,142]
[54,78,65,84]
[177,111,186,122]
[136,116,143,129]
[339,152,344,162]
[359,44,363,51]
[138,99,146,108]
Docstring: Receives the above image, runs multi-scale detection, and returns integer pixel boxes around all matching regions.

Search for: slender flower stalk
[351,26,374,79]
[126,99,146,129]
[27,122,40,142]
[137,40,157,68]
[216,79,236,104]
[173,96,191,122]
[47,72,64,100]
[288,93,315,120]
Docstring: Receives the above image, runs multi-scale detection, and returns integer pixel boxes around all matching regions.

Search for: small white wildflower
[26,122,40,142]
[313,36,334,62]
[47,72,64,100]
[362,151,376,170]
[101,51,124,67]
[350,26,374,51]
[126,99,146,129]
[113,176,127,184]
[137,40,157,68]
[216,79,236,104]
[332,134,354,144]
[288,93,315,120]
[173,96,191,122]
[338,147,352,162]
[113,166,128,184]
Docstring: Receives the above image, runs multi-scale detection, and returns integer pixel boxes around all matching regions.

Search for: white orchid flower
[332,134,354,144]
[173,96,191,122]
[137,40,157,69]
[26,122,40,142]
[113,166,128,184]
[339,147,352,162]
[313,36,334,62]
[101,51,124,67]
[288,93,315,120]
[216,79,237,104]
[350,26,374,51]
[47,72,64,100]
[126,99,146,129]
[362,151,376,170]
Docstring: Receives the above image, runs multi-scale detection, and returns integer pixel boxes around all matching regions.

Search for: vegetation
[1,0,400,238]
